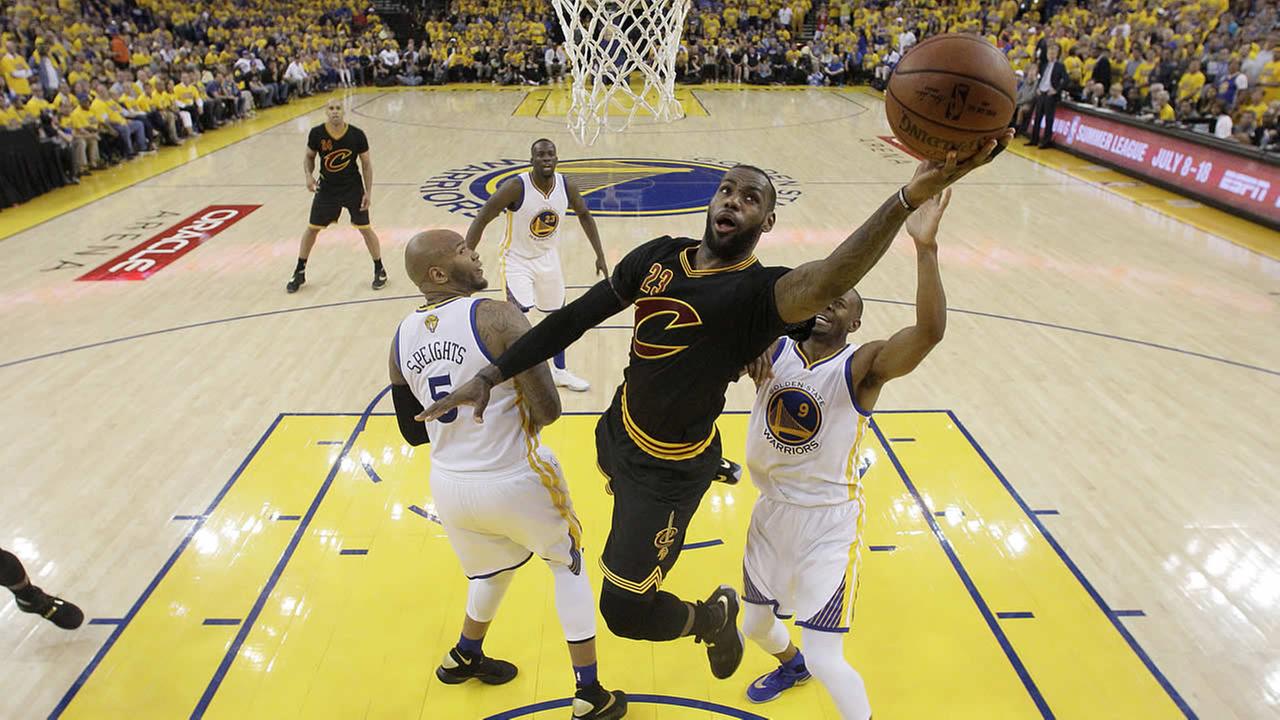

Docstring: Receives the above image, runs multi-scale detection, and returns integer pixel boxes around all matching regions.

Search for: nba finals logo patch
[424,315,439,333]
[530,209,559,238]
[420,158,801,218]
[763,383,824,454]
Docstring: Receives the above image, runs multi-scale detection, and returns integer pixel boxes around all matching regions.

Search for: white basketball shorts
[503,248,565,312]
[429,446,583,579]
[742,493,865,632]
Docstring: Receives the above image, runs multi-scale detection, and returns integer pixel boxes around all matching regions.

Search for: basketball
[885,34,1017,161]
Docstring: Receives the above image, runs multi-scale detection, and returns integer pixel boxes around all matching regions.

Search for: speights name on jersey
[761,380,825,455]
[405,340,467,374]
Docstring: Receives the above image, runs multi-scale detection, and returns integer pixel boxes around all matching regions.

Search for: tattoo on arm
[477,300,560,427]
[773,193,910,324]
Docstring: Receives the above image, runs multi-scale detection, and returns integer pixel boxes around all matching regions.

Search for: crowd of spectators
[2,0,1275,203]
[1,0,389,187]
[672,0,1277,150]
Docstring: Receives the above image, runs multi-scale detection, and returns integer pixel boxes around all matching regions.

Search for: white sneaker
[552,367,590,392]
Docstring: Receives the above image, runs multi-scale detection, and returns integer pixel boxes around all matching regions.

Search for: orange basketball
[885,34,1017,161]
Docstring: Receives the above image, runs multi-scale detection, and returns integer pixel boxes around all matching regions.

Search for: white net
[550,0,692,145]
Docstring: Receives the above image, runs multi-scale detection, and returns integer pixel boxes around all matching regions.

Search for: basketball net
[550,0,691,145]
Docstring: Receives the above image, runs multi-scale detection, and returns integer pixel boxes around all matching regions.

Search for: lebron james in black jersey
[420,132,1012,680]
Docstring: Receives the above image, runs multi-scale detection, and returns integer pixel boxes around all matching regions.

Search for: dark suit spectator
[1028,44,1068,148]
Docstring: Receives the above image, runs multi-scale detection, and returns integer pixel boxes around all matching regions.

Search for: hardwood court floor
[0,86,1277,720]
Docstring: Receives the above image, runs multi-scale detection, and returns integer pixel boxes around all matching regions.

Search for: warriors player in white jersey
[737,190,952,718]
[465,138,608,392]
[388,229,626,720]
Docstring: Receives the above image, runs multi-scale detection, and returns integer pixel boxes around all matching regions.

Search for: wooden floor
[0,86,1277,720]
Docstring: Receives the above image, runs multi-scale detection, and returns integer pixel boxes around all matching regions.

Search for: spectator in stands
[1015,66,1039,131]
[1028,43,1068,149]
[1105,82,1128,112]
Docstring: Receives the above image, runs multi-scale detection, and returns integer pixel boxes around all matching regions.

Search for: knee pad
[742,602,790,655]
[466,571,515,624]
[599,588,653,640]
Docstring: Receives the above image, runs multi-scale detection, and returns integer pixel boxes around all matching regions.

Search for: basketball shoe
[286,272,305,293]
[15,588,84,630]
[552,367,590,392]
[572,684,628,719]
[435,647,517,685]
[694,585,744,679]
[746,661,811,703]
[372,268,387,290]
[713,457,742,485]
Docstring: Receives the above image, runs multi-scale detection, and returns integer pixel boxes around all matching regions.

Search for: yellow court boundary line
[851,86,1279,261]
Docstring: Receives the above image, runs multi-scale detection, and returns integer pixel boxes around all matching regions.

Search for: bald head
[405,229,465,288]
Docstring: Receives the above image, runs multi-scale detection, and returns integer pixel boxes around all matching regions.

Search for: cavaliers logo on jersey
[764,386,823,448]
[529,209,559,239]
[323,149,353,173]
[632,296,703,359]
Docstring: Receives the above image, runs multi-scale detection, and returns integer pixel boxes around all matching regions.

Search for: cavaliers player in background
[421,133,1012,680]
[465,139,608,392]
[286,98,388,293]
[2,547,82,629]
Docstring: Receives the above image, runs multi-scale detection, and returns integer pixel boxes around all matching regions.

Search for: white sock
[742,601,790,655]
[801,626,871,720]
[551,562,596,642]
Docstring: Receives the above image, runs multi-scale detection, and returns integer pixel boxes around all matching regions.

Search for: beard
[702,215,762,259]
[452,266,489,293]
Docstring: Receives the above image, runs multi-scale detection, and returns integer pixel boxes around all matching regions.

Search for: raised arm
[465,178,521,250]
[565,179,608,277]
[853,190,951,411]
[772,131,1010,324]
[417,279,626,423]
[475,299,561,429]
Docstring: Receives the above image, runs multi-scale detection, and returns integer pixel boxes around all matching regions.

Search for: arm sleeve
[391,383,430,446]
[494,280,625,380]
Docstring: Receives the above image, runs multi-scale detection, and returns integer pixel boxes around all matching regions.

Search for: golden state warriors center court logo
[764,384,824,453]
[420,158,801,218]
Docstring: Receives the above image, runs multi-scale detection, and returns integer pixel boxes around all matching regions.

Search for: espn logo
[1217,171,1270,203]
[78,205,259,281]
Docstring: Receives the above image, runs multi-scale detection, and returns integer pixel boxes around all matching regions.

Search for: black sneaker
[435,647,517,685]
[572,683,627,719]
[695,585,744,679]
[713,457,742,485]
[16,589,84,630]
[371,269,387,290]
[286,273,305,293]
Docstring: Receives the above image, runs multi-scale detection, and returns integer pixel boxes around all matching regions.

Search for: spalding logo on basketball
[885,34,1016,161]
[530,209,560,238]
[765,387,823,448]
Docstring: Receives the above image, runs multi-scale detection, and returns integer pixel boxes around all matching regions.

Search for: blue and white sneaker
[746,662,810,703]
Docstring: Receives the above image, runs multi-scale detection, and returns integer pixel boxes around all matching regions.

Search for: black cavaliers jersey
[609,235,796,461]
[307,123,368,191]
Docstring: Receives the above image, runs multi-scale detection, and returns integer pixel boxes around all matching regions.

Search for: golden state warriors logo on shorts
[530,209,559,238]
[420,158,800,218]
[764,385,824,453]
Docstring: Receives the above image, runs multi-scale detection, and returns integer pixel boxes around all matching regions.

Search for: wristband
[898,186,918,212]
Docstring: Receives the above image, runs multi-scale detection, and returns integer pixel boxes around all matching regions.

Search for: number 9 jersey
[393,296,530,475]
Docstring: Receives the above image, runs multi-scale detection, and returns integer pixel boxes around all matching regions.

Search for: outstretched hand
[417,374,494,424]
[904,128,1014,206]
[904,188,951,248]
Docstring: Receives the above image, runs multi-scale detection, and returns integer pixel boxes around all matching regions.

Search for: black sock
[294,258,307,274]
[373,258,384,273]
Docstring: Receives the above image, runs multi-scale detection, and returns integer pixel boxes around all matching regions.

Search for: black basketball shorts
[309,184,369,228]
[593,405,722,598]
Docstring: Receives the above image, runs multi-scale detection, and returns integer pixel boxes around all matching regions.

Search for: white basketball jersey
[394,296,534,476]
[503,171,568,260]
[746,338,872,507]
